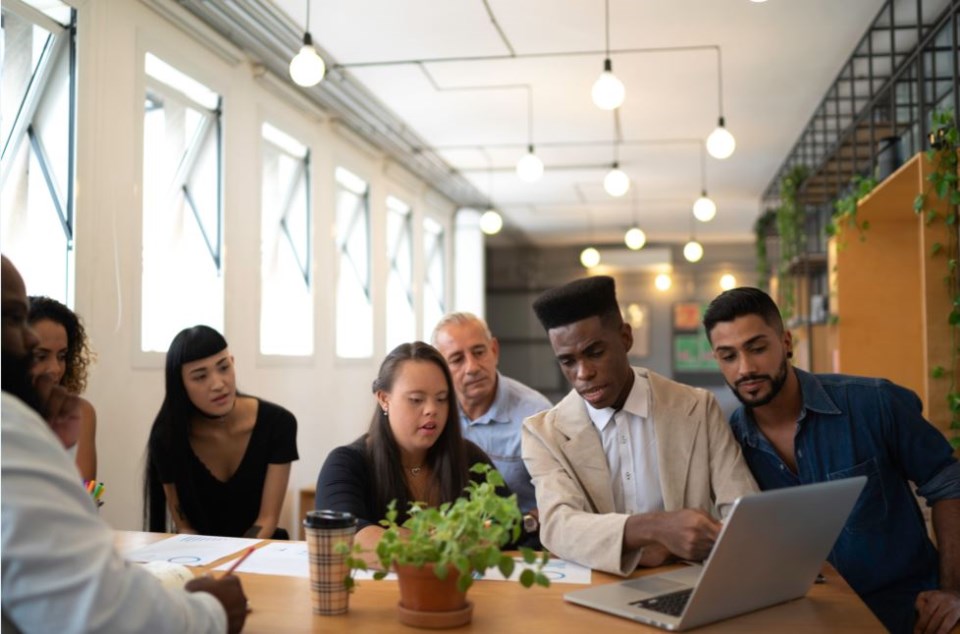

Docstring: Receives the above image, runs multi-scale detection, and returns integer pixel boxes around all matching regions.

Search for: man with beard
[522,276,757,576]
[1,255,249,634]
[703,286,960,634]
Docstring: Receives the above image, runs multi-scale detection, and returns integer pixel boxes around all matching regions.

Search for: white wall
[68,0,461,532]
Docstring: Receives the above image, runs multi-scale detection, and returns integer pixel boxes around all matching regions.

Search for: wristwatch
[522,513,539,533]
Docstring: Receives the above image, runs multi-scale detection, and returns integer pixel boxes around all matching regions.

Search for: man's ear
[620,321,634,354]
[783,330,794,359]
[489,336,500,362]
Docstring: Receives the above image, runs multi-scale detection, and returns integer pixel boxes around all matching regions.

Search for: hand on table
[186,575,249,634]
[915,589,960,634]
[652,509,721,561]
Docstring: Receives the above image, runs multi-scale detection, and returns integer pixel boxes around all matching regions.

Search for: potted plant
[342,463,551,628]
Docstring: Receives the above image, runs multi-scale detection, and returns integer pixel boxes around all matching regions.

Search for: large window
[1,2,75,304]
[422,217,446,340]
[141,53,223,352]
[385,195,414,352]
[260,122,313,356]
[335,167,372,359]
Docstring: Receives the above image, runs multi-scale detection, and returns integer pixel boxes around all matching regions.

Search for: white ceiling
[275,0,886,247]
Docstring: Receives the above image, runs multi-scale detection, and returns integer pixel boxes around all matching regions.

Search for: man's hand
[636,542,673,568]
[649,509,721,561]
[32,374,82,449]
[186,575,248,634]
[915,590,960,634]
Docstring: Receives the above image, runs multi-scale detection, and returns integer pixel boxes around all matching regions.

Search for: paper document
[213,541,310,578]
[478,556,592,584]
[123,534,262,566]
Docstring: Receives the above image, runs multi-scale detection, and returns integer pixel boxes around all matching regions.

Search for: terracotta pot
[395,563,473,628]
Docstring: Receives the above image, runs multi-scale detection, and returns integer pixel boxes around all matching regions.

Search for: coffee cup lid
[303,509,357,529]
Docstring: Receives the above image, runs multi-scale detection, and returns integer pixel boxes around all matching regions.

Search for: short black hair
[703,287,785,342]
[532,275,622,331]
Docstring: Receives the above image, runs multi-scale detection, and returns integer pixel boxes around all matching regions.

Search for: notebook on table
[564,476,866,631]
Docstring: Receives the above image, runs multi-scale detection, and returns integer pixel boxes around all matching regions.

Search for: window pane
[260,123,313,356]
[335,167,372,358]
[385,196,414,352]
[422,218,445,340]
[141,56,223,352]
[0,5,74,304]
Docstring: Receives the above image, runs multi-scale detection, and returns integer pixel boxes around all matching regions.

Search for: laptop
[564,476,866,631]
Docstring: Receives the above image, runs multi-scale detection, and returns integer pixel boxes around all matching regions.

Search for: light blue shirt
[460,373,552,513]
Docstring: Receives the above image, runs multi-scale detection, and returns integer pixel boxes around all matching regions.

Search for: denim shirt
[460,373,552,513]
[729,369,960,633]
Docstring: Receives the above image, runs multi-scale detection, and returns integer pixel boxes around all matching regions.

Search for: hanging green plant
[753,209,776,289]
[776,165,808,320]
[827,174,877,246]
[913,108,959,450]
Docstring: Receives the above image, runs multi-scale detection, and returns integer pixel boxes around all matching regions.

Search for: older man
[432,312,551,515]
[1,255,248,634]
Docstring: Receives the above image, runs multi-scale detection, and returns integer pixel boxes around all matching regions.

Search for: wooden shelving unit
[833,152,955,437]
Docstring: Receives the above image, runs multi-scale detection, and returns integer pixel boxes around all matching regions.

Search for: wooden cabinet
[833,152,955,437]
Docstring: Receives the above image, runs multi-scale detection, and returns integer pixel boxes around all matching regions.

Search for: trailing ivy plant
[913,108,960,450]
[776,165,809,319]
[827,174,877,246]
[754,209,776,290]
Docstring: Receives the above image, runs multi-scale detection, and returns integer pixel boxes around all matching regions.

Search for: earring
[787,351,793,359]
[382,407,388,415]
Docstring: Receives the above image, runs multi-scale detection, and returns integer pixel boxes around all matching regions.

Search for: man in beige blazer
[522,276,757,576]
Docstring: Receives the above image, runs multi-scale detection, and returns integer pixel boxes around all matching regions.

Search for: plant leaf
[519,569,536,588]
[498,556,515,579]
[932,366,946,379]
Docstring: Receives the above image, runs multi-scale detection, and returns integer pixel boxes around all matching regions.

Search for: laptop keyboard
[630,588,693,617]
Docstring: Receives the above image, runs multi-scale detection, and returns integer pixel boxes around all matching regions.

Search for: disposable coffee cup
[304,509,358,615]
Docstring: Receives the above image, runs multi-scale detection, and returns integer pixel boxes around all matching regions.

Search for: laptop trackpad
[622,576,689,598]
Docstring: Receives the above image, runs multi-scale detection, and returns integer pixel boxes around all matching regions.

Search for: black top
[154,399,298,537]
[315,436,501,531]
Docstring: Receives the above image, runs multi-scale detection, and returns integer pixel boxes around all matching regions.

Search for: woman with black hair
[28,296,98,481]
[315,341,503,554]
[144,325,298,538]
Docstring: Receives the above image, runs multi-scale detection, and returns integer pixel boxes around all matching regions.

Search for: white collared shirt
[584,369,664,515]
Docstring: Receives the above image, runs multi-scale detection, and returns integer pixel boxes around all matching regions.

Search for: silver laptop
[564,477,866,631]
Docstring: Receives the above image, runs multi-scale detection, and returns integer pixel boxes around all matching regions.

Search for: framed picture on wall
[621,302,651,358]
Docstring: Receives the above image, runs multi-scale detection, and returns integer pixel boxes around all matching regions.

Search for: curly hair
[28,296,96,394]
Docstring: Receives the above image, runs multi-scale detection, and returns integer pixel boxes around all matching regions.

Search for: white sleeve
[1,394,227,634]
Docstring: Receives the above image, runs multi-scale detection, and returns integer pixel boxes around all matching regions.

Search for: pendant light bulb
[580,247,601,268]
[706,117,736,159]
[592,58,625,110]
[479,209,503,235]
[604,163,630,197]
[683,240,704,263]
[289,33,326,87]
[624,227,646,250]
[516,145,544,182]
[720,273,737,290]
[693,192,717,222]
[654,273,672,291]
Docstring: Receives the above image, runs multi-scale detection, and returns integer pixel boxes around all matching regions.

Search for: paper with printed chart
[477,556,592,584]
[123,534,262,566]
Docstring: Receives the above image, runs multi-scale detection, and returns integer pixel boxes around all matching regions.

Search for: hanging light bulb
[720,273,737,290]
[693,192,717,222]
[624,227,646,250]
[516,145,544,182]
[654,273,672,291]
[592,58,625,110]
[604,163,630,197]
[706,117,736,159]
[479,209,503,235]
[289,33,326,87]
[683,239,704,263]
[580,247,601,268]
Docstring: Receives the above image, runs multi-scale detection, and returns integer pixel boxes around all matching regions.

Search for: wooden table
[117,531,883,633]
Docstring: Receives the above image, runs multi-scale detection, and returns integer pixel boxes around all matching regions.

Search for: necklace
[407,465,423,476]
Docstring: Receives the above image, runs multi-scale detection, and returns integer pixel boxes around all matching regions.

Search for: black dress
[154,399,298,537]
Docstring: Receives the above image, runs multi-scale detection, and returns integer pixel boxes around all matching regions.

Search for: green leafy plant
[776,165,809,319]
[340,463,550,593]
[827,174,877,245]
[913,108,960,450]
[753,209,776,289]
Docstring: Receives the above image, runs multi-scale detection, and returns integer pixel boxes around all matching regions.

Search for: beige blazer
[521,368,757,576]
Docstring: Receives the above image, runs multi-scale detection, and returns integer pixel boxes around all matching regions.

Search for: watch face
[523,514,539,533]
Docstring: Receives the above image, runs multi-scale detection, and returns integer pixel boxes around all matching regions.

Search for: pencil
[222,546,256,577]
